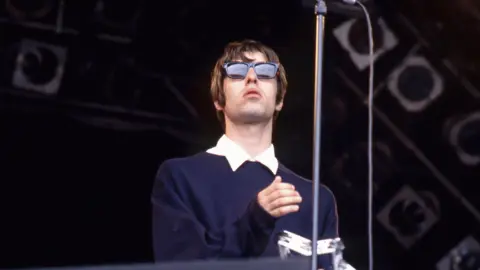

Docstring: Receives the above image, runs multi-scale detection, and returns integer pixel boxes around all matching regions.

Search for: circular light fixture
[387,56,443,112]
[447,111,480,166]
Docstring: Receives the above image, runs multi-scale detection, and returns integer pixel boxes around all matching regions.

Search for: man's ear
[275,100,284,112]
[214,101,223,111]
[275,91,285,111]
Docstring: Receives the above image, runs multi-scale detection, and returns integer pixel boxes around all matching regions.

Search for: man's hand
[257,176,302,218]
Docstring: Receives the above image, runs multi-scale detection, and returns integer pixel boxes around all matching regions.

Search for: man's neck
[224,120,273,158]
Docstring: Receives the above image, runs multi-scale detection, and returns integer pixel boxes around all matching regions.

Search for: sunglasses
[223,62,279,79]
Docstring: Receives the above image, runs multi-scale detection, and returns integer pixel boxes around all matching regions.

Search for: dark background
[0,0,479,270]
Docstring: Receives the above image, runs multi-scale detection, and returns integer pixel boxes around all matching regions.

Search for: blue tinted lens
[255,63,276,79]
[225,62,277,79]
[226,63,248,79]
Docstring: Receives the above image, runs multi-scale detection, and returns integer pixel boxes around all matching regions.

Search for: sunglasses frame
[222,62,280,79]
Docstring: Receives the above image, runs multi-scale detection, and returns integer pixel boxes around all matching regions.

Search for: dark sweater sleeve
[151,160,276,262]
[321,187,339,239]
[317,187,340,270]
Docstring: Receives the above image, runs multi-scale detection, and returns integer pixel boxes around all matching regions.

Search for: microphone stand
[311,1,327,270]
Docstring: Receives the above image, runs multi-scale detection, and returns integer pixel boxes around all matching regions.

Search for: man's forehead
[231,51,267,62]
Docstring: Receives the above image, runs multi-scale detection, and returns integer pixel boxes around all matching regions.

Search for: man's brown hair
[210,39,288,126]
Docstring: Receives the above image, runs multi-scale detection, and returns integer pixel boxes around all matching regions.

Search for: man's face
[215,51,283,124]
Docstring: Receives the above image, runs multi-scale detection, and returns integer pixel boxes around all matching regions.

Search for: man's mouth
[244,89,261,97]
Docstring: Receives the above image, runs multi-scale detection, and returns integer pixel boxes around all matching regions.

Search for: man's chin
[237,111,273,123]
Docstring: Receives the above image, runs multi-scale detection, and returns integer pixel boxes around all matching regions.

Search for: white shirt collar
[206,135,279,174]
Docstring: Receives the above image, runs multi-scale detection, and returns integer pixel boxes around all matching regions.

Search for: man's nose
[245,67,257,82]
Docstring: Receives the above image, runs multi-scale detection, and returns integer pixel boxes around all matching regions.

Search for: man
[151,40,339,269]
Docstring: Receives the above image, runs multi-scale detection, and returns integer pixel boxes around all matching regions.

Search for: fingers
[261,176,295,197]
[268,189,299,202]
[258,189,300,211]
[267,192,302,211]
[260,176,282,196]
[263,190,302,212]
[270,205,300,217]
[257,176,303,218]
